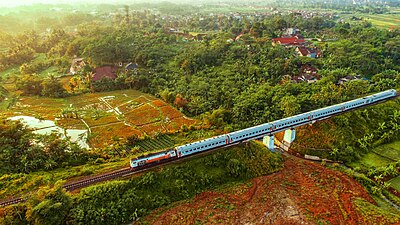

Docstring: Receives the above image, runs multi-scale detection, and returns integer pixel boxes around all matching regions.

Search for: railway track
[0,167,134,208]
[0,142,239,208]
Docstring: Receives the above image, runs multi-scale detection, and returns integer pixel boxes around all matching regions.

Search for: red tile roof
[92,66,117,82]
[272,37,305,45]
[297,46,309,56]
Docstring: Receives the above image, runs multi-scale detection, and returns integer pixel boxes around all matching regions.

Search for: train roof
[131,148,174,161]
[178,134,227,148]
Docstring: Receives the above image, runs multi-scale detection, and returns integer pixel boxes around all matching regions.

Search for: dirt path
[141,157,399,225]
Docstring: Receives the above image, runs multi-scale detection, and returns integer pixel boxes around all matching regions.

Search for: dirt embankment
[141,157,400,225]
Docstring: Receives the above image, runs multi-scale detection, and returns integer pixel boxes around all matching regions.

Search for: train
[130,89,397,169]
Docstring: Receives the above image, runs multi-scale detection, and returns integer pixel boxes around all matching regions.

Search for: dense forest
[1,2,400,224]
[0,2,399,160]
[1,5,399,122]
[0,4,399,130]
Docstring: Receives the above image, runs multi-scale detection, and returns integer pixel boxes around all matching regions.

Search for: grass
[134,134,175,152]
[349,140,400,169]
[0,157,130,199]
[388,176,400,192]
[365,14,400,29]
[340,12,400,30]
[0,66,19,79]
[355,197,400,223]
[38,66,58,77]
[373,141,400,160]
[8,96,68,120]
[89,124,143,148]
[350,152,393,169]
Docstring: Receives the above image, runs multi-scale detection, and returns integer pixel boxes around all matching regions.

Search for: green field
[365,14,400,29]
[38,66,59,76]
[349,141,400,169]
[0,66,19,79]
[388,176,400,191]
[135,134,175,152]
[340,11,400,30]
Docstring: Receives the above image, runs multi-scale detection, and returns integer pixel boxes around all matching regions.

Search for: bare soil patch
[141,157,399,225]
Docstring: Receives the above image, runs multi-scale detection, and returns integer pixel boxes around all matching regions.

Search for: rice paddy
[3,89,199,149]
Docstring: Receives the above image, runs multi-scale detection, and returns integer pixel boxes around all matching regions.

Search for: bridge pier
[263,135,275,152]
[281,128,296,151]
[284,128,296,144]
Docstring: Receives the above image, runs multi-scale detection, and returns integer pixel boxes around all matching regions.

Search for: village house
[294,64,320,83]
[125,62,139,71]
[70,58,86,75]
[165,28,207,41]
[282,64,320,84]
[283,28,302,38]
[295,46,321,58]
[292,74,319,83]
[338,75,363,85]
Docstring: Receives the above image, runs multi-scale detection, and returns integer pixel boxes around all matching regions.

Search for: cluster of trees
[61,13,399,123]
[0,3,399,166]
[0,119,103,174]
[16,75,67,98]
[53,22,399,129]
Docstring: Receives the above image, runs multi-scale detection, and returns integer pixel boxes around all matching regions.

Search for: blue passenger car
[370,89,396,102]
[176,134,228,157]
[228,123,273,143]
[130,89,397,170]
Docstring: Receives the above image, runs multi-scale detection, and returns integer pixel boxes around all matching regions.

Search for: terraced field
[349,141,400,192]
[3,89,199,149]
[350,141,400,169]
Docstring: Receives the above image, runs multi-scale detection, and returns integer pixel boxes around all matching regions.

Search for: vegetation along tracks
[0,167,133,208]
[0,141,242,208]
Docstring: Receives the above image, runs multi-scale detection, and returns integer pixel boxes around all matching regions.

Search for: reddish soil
[141,157,399,225]
[160,105,183,119]
[90,123,143,148]
[139,122,166,135]
[165,116,197,132]
[152,99,168,107]
[125,104,161,126]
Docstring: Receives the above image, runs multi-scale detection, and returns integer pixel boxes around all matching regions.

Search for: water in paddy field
[8,116,90,149]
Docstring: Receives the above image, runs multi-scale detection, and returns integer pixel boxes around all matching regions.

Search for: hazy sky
[0,0,124,7]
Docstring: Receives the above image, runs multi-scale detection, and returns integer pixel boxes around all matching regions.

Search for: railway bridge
[235,89,400,152]
[131,89,398,169]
